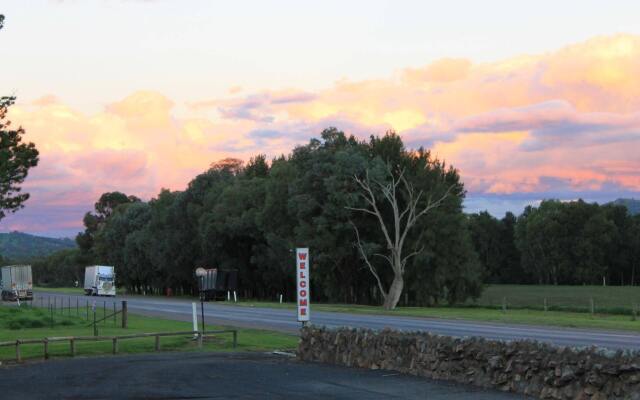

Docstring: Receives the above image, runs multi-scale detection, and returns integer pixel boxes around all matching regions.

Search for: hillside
[611,198,640,215]
[0,232,76,262]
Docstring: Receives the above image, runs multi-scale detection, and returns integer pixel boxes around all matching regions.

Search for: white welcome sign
[296,248,310,322]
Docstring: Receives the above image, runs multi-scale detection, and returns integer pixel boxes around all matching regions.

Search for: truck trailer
[1,265,33,301]
[197,268,238,301]
[84,266,116,296]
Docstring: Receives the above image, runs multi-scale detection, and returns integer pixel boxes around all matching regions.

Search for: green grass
[472,284,640,314]
[34,286,112,295]
[0,305,298,362]
[218,296,640,332]
[33,286,85,295]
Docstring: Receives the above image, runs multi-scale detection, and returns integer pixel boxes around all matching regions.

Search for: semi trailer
[1,265,33,301]
[196,268,238,301]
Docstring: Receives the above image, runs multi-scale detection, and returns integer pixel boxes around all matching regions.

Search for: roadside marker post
[296,248,310,326]
[192,302,198,339]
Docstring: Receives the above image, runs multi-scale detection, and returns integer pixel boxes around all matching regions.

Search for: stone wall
[297,326,640,399]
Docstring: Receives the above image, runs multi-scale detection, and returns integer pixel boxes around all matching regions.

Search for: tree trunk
[383,273,404,310]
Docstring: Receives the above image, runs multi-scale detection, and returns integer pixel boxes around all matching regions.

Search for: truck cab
[84,266,116,296]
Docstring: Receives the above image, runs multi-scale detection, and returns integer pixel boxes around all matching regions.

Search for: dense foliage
[34,129,483,305]
[468,200,640,286]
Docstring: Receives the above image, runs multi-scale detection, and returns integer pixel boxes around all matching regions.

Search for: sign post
[296,248,310,325]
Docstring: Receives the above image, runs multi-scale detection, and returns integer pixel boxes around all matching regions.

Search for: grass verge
[0,305,298,362]
[219,300,640,332]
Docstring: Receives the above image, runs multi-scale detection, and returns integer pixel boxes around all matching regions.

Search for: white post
[233,291,237,303]
[227,291,230,301]
[279,294,283,304]
[191,302,198,339]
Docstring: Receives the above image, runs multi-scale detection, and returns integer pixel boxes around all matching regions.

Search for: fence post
[113,302,116,327]
[502,297,507,313]
[590,298,595,315]
[68,297,71,315]
[15,341,21,362]
[103,301,106,326]
[197,333,203,349]
[543,298,548,312]
[86,300,89,320]
[112,338,118,354]
[70,338,76,357]
[43,340,49,360]
[77,298,79,317]
[155,335,160,351]
[232,330,237,349]
[121,301,128,329]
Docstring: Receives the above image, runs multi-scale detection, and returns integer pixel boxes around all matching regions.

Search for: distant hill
[0,232,76,262]
[610,198,640,216]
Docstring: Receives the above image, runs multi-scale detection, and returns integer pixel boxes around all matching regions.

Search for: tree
[0,96,39,221]
[348,164,455,310]
[76,191,140,255]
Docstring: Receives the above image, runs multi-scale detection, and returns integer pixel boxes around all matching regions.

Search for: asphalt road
[0,352,521,399]
[34,291,640,350]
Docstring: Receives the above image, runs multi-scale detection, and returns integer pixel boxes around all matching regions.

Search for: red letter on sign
[299,262,306,269]
[301,308,307,316]
[299,271,306,279]
[299,299,307,306]
[298,253,307,261]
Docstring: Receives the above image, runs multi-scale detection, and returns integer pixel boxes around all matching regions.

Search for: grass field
[0,305,298,362]
[471,284,640,314]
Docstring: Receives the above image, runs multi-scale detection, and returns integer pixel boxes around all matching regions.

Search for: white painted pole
[279,294,283,304]
[227,291,230,301]
[191,302,198,338]
[233,291,237,303]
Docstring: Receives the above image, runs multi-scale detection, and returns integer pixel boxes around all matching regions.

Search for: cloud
[188,89,317,123]
[403,58,472,83]
[32,95,59,107]
[5,34,640,235]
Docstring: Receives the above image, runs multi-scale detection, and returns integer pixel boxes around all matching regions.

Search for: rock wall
[297,326,640,399]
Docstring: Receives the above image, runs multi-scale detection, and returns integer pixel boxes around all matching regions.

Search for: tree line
[468,200,640,286]
[34,129,483,306]
[31,128,640,305]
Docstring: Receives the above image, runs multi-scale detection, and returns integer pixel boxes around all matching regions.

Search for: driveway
[0,352,523,399]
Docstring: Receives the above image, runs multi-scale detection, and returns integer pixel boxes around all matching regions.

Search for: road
[0,352,521,399]
[34,291,640,350]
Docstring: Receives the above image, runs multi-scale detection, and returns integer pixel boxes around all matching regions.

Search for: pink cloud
[4,34,640,235]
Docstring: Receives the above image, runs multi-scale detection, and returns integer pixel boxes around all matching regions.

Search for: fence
[32,295,127,329]
[467,285,640,317]
[0,330,237,363]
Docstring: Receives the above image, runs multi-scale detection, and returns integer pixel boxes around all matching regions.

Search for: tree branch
[350,221,387,298]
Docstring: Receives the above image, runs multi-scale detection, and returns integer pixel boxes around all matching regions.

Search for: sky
[1,0,640,237]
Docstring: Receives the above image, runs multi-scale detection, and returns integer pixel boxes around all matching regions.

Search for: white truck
[1,265,33,301]
[84,266,116,296]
